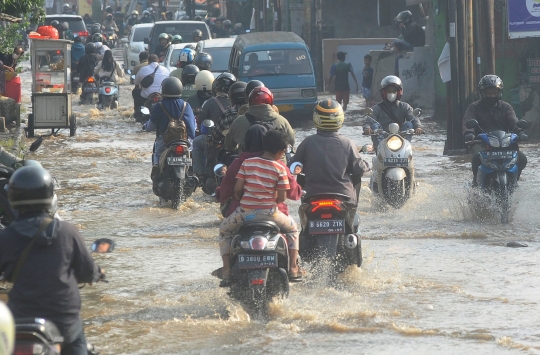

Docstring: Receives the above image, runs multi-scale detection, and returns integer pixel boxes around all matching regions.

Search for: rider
[394,10,425,48]
[154,33,171,62]
[142,77,196,191]
[225,86,295,155]
[77,43,100,101]
[212,18,229,38]
[134,54,170,115]
[165,11,174,20]
[171,35,183,44]
[140,10,153,23]
[169,47,195,80]
[233,23,244,36]
[92,33,111,59]
[62,3,74,14]
[127,10,139,27]
[223,19,233,36]
[94,50,124,108]
[179,64,199,100]
[291,99,370,205]
[237,80,265,116]
[0,166,104,354]
[102,13,119,33]
[193,52,213,72]
[463,75,528,185]
[362,75,423,147]
[192,29,203,42]
[114,10,125,36]
[212,81,247,144]
[71,36,86,67]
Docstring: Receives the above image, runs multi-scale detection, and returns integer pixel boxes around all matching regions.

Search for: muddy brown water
[6,54,540,354]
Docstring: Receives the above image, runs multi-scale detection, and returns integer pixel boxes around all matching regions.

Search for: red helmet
[248,86,274,106]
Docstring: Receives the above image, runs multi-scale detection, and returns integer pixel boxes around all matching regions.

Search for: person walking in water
[326,51,358,111]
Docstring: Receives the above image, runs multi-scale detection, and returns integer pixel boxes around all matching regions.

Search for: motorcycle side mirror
[412,108,422,117]
[286,144,293,154]
[214,163,227,177]
[131,75,136,80]
[202,119,214,128]
[465,119,479,129]
[516,120,529,130]
[29,136,43,152]
[289,162,303,175]
[91,238,115,253]
[360,144,374,154]
[140,107,150,115]
[360,107,374,117]
[126,69,131,74]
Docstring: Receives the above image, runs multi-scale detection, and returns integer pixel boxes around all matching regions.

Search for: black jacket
[77,53,98,82]
[401,22,425,47]
[462,100,519,135]
[0,213,100,331]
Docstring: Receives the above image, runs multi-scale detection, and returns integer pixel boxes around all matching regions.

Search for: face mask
[12,54,19,59]
[387,93,397,102]
[484,97,498,106]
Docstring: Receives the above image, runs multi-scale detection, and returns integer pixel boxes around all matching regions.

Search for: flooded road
[15,53,540,354]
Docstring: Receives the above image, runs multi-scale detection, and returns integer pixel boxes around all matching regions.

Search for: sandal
[288,269,304,283]
[211,267,224,279]
[219,277,232,287]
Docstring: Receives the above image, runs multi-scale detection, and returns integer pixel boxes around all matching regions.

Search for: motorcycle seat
[167,139,191,148]
[304,193,351,203]
[238,221,280,235]
[15,318,64,344]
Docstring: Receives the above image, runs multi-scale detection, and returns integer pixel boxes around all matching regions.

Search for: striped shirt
[236,157,290,209]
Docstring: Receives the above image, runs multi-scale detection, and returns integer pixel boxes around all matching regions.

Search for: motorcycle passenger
[71,37,85,67]
[50,20,65,40]
[142,77,196,191]
[132,51,149,75]
[102,5,113,22]
[291,99,370,206]
[154,33,171,62]
[169,48,195,80]
[171,34,183,44]
[0,166,104,355]
[127,10,139,27]
[140,10,153,24]
[62,22,74,41]
[237,79,265,117]
[362,75,423,148]
[225,86,295,156]
[134,54,170,115]
[77,43,100,102]
[192,29,203,42]
[193,52,213,72]
[463,75,528,185]
[394,10,425,48]
[94,50,123,108]
[212,81,247,144]
[217,130,301,285]
[179,64,199,100]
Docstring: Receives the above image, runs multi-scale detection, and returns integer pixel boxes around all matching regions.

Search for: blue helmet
[179,48,196,65]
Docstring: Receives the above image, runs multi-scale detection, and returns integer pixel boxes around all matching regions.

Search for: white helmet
[195,70,214,91]
[131,10,139,16]
[0,302,14,355]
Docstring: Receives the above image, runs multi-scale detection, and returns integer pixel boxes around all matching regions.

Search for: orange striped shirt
[236,157,290,209]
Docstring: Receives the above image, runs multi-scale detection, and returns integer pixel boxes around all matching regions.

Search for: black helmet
[228,81,247,107]
[181,64,199,85]
[183,43,196,50]
[166,11,173,19]
[62,22,69,30]
[92,33,103,43]
[223,19,232,29]
[478,75,503,100]
[192,29,203,38]
[8,166,54,212]
[51,20,60,27]
[245,80,265,102]
[194,16,202,21]
[213,72,237,94]
[161,77,183,97]
[394,10,413,24]
[74,36,81,43]
[106,6,113,13]
[193,52,212,71]
[85,42,96,53]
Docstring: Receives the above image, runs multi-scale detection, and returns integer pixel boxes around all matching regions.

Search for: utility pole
[303,0,312,48]
[484,0,496,74]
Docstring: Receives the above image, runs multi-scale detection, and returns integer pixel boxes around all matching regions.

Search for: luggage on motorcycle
[160,102,188,145]
[140,65,159,88]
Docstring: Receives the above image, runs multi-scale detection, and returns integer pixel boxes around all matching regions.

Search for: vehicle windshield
[133,26,152,42]
[45,17,86,32]
[153,24,210,42]
[205,47,231,72]
[169,49,183,67]
[242,49,312,76]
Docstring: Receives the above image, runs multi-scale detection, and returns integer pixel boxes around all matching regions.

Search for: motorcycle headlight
[504,156,517,169]
[501,136,511,148]
[488,137,500,148]
[386,136,403,151]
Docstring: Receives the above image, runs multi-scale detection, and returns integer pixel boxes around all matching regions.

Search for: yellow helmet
[313,99,344,131]
[0,302,14,355]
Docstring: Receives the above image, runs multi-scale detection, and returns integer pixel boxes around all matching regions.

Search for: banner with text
[508,0,540,38]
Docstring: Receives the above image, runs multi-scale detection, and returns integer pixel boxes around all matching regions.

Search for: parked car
[195,38,235,78]
[162,42,197,72]
[144,21,211,59]
[229,32,317,119]
[120,23,154,71]
[44,15,89,43]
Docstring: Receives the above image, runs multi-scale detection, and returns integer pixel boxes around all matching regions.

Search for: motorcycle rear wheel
[171,179,186,209]
[251,287,269,320]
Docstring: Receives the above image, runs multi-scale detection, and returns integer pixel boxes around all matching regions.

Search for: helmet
[394,10,413,24]
[179,48,196,65]
[85,42,96,53]
[192,29,203,38]
[63,3,71,11]
[8,166,54,212]
[105,6,113,13]
[131,10,139,16]
[194,16,202,21]
[172,35,183,43]
[228,81,247,107]
[106,13,113,20]
[0,302,14,355]
[92,33,103,42]
[213,72,237,94]
[245,80,265,102]
[181,64,199,85]
[195,70,214,91]
[159,33,170,41]
[249,86,274,106]
[223,19,232,29]
[143,10,150,16]
[183,43,195,50]
[313,99,345,131]
[478,75,503,99]
[74,35,81,43]
[51,20,60,27]
[380,75,403,101]
[62,22,69,30]
[193,52,212,71]
[166,11,174,19]
[161,77,183,97]
[233,23,243,33]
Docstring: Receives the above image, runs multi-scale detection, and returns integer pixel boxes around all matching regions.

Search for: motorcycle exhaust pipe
[346,234,358,249]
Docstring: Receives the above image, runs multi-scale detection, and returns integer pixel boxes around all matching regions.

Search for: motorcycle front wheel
[386,179,406,209]
[496,184,510,224]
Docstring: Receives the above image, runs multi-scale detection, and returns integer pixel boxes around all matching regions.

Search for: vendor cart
[27,38,76,138]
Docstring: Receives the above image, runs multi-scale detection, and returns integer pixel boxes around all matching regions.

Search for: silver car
[121,23,153,71]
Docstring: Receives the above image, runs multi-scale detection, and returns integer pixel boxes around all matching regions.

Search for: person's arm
[505,103,519,132]
[462,103,476,135]
[363,104,379,132]
[275,189,287,204]
[234,178,245,200]
[218,157,243,203]
[349,64,359,92]
[326,64,336,90]
[289,139,305,165]
[134,68,143,85]
[70,226,101,283]
[182,102,197,139]
[280,161,302,201]
[0,146,22,167]
[348,140,370,176]
[94,61,101,74]
[225,117,240,151]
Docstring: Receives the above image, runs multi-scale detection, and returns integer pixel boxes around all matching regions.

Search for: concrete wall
[398,46,435,109]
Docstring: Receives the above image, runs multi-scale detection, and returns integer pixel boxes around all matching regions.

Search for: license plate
[276,104,294,113]
[384,158,409,167]
[309,219,345,234]
[238,253,278,269]
[485,151,515,159]
[167,157,192,166]
[83,86,98,93]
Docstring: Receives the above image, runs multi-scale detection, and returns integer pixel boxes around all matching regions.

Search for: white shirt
[134,62,170,98]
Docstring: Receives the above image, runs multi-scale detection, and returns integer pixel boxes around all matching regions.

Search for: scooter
[464,118,529,224]
[362,107,421,209]
[80,76,98,104]
[97,76,119,110]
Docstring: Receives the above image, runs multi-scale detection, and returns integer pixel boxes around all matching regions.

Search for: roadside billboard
[508,0,540,38]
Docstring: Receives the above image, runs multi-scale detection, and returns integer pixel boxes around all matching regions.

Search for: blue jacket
[150,98,196,140]
[71,43,85,65]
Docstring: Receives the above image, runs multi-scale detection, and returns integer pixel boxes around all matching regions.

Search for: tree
[0,0,45,56]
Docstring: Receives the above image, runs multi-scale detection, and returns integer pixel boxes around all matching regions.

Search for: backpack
[245,112,282,133]
[160,102,188,145]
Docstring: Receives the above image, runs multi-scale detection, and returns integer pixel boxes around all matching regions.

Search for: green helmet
[172,35,183,44]
[158,33,170,41]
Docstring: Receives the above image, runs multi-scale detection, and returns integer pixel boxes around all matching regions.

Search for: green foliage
[0,22,29,58]
[0,0,45,23]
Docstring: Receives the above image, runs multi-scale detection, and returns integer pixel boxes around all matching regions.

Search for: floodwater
[11,51,540,354]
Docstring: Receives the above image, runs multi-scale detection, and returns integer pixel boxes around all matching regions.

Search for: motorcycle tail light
[251,279,265,285]
[105,87,111,93]
[87,77,95,83]
[320,213,333,219]
[14,343,44,355]
[175,145,185,154]
[310,200,342,212]
[78,31,89,37]
[153,95,160,102]
[56,50,61,55]
[249,237,267,250]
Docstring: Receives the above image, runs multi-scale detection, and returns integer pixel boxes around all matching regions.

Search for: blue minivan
[229,32,317,119]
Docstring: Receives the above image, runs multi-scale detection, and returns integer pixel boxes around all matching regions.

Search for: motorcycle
[291,163,363,280]
[464,118,529,224]
[104,27,117,48]
[362,107,422,209]
[97,76,119,110]
[71,68,81,92]
[80,76,98,104]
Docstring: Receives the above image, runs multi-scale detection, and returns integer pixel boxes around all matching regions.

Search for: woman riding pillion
[94,50,124,109]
